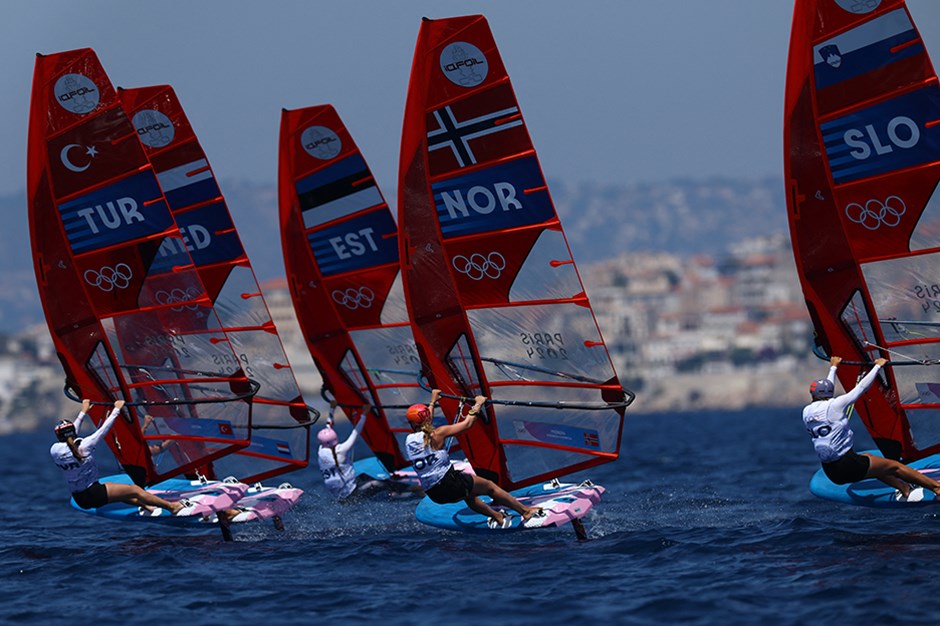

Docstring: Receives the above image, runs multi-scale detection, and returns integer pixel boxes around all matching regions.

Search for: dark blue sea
[3,406,938,625]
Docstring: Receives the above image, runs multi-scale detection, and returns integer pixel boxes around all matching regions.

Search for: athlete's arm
[73,398,92,433]
[432,396,486,441]
[831,362,884,412]
[337,405,370,454]
[826,356,841,384]
[79,400,125,452]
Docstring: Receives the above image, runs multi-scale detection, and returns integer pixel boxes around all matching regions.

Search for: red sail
[119,85,311,483]
[29,49,271,486]
[279,105,417,471]
[785,1,940,460]
[398,16,631,489]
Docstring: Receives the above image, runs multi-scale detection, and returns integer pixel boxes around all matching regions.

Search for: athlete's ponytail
[66,437,84,463]
[420,421,434,448]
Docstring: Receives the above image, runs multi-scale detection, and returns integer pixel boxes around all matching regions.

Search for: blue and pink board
[415,479,604,533]
[225,483,304,523]
[70,474,248,526]
[810,450,940,508]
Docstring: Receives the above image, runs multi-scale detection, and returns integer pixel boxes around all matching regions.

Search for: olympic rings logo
[452,252,506,281]
[84,263,132,292]
[155,287,201,311]
[845,196,905,230]
[332,287,375,310]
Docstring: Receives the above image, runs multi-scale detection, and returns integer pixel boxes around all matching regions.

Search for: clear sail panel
[468,303,615,385]
[862,254,940,342]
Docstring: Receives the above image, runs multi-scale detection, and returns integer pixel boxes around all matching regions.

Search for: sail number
[844,116,920,161]
[212,352,254,377]
[386,342,419,366]
[124,333,192,359]
[915,284,940,313]
[520,331,568,360]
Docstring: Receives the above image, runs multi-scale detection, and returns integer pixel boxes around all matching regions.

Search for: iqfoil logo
[834,0,880,14]
[54,73,99,114]
[440,42,488,87]
[133,109,175,148]
[301,126,341,160]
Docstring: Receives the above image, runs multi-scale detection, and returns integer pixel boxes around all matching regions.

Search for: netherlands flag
[276,442,292,457]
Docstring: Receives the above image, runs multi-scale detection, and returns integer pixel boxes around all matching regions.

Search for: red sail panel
[28,49,255,486]
[398,16,629,489]
[119,85,311,484]
[279,105,419,471]
[786,0,940,461]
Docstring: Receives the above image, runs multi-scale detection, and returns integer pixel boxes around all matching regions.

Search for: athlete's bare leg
[469,475,541,520]
[863,454,940,497]
[104,482,183,514]
[465,495,505,524]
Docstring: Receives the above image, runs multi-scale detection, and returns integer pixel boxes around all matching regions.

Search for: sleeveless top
[405,431,450,490]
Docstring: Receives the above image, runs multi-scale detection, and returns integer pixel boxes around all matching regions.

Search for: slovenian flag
[813,9,926,115]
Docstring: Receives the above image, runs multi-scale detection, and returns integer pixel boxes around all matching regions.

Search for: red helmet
[406,404,430,425]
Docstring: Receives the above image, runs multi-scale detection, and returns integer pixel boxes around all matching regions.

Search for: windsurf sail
[397,15,633,489]
[785,0,940,461]
[27,49,305,487]
[119,85,312,483]
[279,105,418,472]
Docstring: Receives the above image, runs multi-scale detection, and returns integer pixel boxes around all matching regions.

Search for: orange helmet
[406,404,430,424]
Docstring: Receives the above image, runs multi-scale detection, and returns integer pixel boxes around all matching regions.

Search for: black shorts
[72,481,109,510]
[822,450,871,485]
[426,467,474,505]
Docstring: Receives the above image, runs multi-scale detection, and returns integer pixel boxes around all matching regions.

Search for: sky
[6,0,940,200]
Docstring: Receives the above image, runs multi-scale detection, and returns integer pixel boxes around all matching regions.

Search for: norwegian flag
[426,83,532,177]
[583,432,599,448]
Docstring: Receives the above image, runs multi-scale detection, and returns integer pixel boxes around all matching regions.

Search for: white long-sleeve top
[49,406,121,493]
[318,413,367,499]
[802,364,882,462]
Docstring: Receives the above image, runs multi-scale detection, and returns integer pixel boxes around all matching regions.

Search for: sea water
[2,406,937,625]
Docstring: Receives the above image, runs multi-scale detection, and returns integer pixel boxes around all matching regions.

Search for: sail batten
[787,1,940,461]
[30,50,311,489]
[398,15,631,489]
[280,105,421,472]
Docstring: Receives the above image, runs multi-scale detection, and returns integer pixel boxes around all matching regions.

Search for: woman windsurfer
[51,399,194,515]
[318,402,420,501]
[405,389,541,528]
[803,356,940,502]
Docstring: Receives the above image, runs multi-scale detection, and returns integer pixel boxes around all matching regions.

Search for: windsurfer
[141,413,175,456]
[318,402,420,501]
[51,399,193,515]
[803,357,940,502]
[405,389,541,528]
